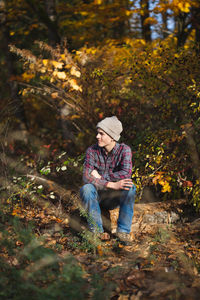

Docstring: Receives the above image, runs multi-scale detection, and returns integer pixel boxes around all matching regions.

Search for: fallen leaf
[55,218,63,223]
[70,66,81,78]
[51,92,59,99]
[97,245,103,256]
[52,60,64,69]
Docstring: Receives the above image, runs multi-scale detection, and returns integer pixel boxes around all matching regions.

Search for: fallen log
[26,174,72,201]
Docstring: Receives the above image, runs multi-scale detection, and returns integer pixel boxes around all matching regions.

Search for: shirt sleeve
[82,147,108,189]
[103,145,132,181]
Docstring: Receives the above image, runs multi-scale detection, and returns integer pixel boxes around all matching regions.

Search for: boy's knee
[130,184,136,195]
[80,183,97,198]
[125,184,136,203]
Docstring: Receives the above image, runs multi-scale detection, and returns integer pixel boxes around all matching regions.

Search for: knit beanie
[97,116,123,141]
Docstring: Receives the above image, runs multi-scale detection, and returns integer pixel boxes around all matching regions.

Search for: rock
[109,199,186,233]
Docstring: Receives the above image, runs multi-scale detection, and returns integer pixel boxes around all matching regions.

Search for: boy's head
[96,116,123,141]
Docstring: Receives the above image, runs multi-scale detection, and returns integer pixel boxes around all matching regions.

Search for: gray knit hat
[97,116,123,141]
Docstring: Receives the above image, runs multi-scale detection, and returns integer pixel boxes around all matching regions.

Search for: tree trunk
[2,1,28,131]
[44,0,60,46]
[112,0,132,39]
[25,0,60,45]
[176,14,188,47]
[191,5,200,49]
[184,125,200,180]
[140,0,151,42]
[161,0,169,39]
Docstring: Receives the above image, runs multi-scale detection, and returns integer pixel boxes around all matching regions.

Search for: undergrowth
[0,211,113,300]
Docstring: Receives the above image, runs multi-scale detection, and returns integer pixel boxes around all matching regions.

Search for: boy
[80,116,136,245]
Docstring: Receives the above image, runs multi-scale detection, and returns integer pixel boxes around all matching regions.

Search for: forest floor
[6,194,200,300]
[1,137,200,299]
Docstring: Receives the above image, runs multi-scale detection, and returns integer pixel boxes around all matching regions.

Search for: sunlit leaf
[161,183,171,193]
[69,79,82,91]
[53,71,66,79]
[52,61,64,69]
[70,66,81,78]
[22,72,34,82]
[42,59,48,66]
[97,245,103,256]
[177,1,191,13]
[51,92,59,99]
[94,0,102,5]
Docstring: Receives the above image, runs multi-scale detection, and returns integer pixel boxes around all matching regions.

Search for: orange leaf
[51,92,59,99]
[182,181,193,187]
[56,218,63,223]
[12,208,21,216]
[69,79,82,91]
[16,240,23,246]
[97,245,103,256]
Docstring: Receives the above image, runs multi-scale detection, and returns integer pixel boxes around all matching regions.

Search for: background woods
[1,0,200,205]
[0,1,200,299]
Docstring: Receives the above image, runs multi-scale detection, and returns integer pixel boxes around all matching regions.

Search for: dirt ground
[15,195,199,300]
[66,199,200,300]
[2,187,200,300]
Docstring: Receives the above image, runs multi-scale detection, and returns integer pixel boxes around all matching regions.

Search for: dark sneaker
[115,232,132,246]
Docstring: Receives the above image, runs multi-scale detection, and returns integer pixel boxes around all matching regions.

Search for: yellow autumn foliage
[42,59,48,66]
[94,0,102,5]
[22,72,34,82]
[171,0,191,13]
[52,61,64,69]
[70,66,81,78]
[69,79,82,92]
[152,172,172,193]
[177,1,191,13]
[143,17,157,26]
[161,182,172,193]
[125,10,133,17]
[53,71,66,80]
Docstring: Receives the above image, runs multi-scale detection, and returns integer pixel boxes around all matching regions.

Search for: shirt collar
[98,142,119,155]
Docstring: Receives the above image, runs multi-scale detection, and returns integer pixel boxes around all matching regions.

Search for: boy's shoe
[115,232,132,246]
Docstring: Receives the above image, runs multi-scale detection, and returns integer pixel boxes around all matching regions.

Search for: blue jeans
[80,183,136,233]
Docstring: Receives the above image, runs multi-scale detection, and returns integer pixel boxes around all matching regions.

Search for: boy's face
[96,128,113,147]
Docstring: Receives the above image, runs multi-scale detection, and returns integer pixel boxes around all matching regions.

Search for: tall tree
[160,0,170,39]
[1,0,28,130]
[140,0,151,41]
[24,0,60,45]
[170,0,200,48]
[175,11,191,47]
[191,3,200,48]
[44,0,60,45]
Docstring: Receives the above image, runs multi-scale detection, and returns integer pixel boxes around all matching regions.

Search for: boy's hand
[91,169,101,179]
[107,179,133,190]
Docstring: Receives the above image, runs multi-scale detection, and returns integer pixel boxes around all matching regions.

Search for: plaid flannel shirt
[82,143,132,190]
